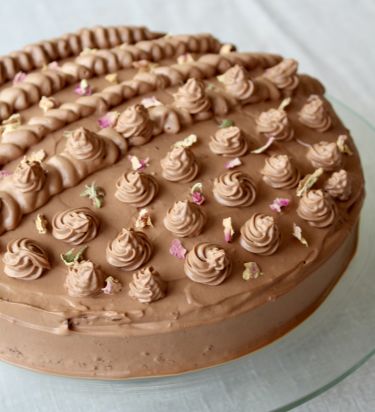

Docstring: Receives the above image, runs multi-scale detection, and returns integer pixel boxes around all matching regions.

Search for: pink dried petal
[141,96,162,108]
[192,191,205,205]
[222,217,234,243]
[74,80,92,96]
[48,61,59,70]
[224,157,242,169]
[13,72,27,84]
[270,198,290,213]
[0,170,12,178]
[97,112,119,129]
[128,155,150,171]
[169,239,187,260]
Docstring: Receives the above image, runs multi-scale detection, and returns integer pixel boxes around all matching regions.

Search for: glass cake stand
[0,97,374,412]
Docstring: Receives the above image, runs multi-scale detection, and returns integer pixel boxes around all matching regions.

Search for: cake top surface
[0,25,364,337]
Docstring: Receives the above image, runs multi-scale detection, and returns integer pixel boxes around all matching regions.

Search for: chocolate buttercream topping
[115,171,158,207]
[209,126,248,157]
[114,104,154,146]
[213,170,256,207]
[160,146,198,183]
[2,238,50,280]
[13,159,46,193]
[324,169,352,201]
[64,260,103,297]
[240,213,280,255]
[52,207,100,245]
[163,200,205,237]
[261,154,300,189]
[256,108,294,141]
[106,228,152,271]
[298,95,332,132]
[173,78,211,115]
[297,189,337,228]
[220,64,255,103]
[263,58,299,93]
[184,242,231,286]
[66,127,106,160]
[128,266,166,304]
[307,141,342,171]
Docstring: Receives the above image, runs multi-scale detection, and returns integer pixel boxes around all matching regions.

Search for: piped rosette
[209,126,248,157]
[298,95,332,132]
[115,171,158,207]
[160,146,198,183]
[219,65,256,104]
[256,108,294,141]
[324,169,352,201]
[213,171,256,207]
[129,266,166,304]
[64,260,103,297]
[306,141,342,171]
[297,189,337,228]
[263,58,299,94]
[261,154,300,189]
[13,159,46,193]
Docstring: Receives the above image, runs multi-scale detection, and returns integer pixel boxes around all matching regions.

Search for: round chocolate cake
[0,25,365,379]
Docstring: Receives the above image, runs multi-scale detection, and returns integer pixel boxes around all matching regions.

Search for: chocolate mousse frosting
[209,126,248,157]
[173,78,211,119]
[220,64,256,104]
[52,207,100,245]
[297,189,337,228]
[64,260,103,297]
[160,146,198,182]
[306,141,342,171]
[115,171,158,207]
[13,159,46,193]
[263,58,299,93]
[2,238,50,280]
[240,213,280,255]
[261,154,300,189]
[163,200,205,237]
[66,127,106,161]
[298,95,332,132]
[213,170,256,207]
[128,266,166,303]
[184,242,232,285]
[106,228,152,270]
[256,108,294,141]
[324,169,352,201]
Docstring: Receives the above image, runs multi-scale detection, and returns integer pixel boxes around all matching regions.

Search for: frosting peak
[209,126,248,157]
[129,266,166,304]
[115,171,158,207]
[240,213,280,255]
[163,200,205,237]
[52,207,100,245]
[106,228,152,271]
[324,169,352,201]
[261,154,300,189]
[66,127,105,160]
[184,243,232,286]
[298,95,332,132]
[115,104,154,146]
[256,108,294,141]
[213,171,256,207]
[173,78,211,116]
[220,65,255,103]
[297,189,337,228]
[307,141,342,171]
[64,260,103,297]
[13,159,46,193]
[2,238,50,280]
[160,146,198,183]
[263,59,299,93]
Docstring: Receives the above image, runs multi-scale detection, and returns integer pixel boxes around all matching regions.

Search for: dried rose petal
[269,198,290,213]
[128,155,149,171]
[177,54,195,64]
[74,79,92,96]
[97,111,119,129]
[223,217,235,243]
[102,276,122,295]
[191,182,205,205]
[169,239,187,260]
[337,134,353,155]
[174,134,198,149]
[296,168,324,197]
[292,223,309,247]
[135,208,153,229]
[141,96,163,108]
[243,262,263,280]
[13,71,27,84]
[224,157,242,169]
[251,137,275,154]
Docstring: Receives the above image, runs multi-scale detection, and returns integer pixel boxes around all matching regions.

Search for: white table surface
[0,0,374,410]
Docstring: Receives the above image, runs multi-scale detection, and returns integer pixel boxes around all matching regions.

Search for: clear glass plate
[0,97,374,412]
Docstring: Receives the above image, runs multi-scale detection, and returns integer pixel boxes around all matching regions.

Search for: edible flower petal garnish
[219,44,235,54]
[97,111,120,129]
[35,214,48,234]
[169,239,187,260]
[135,208,153,229]
[219,119,234,128]
[80,182,105,208]
[243,262,263,280]
[25,149,47,164]
[128,155,150,171]
[251,137,275,154]
[278,97,292,110]
[102,276,122,295]
[296,168,324,197]
[60,246,87,266]
[224,157,242,169]
[0,113,22,134]
[105,73,119,84]
[223,217,235,243]
[174,134,198,149]
[177,54,195,64]
[0,170,12,179]
[13,71,27,84]
[39,96,59,113]
[141,96,163,108]
[337,134,353,155]
[269,198,290,213]
[292,223,309,247]
[190,182,205,205]
[74,79,92,96]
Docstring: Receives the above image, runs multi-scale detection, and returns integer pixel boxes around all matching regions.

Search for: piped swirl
[263,58,299,93]
[128,266,166,304]
[306,141,342,171]
[220,64,255,103]
[209,126,248,157]
[261,154,300,189]
[297,189,337,228]
[13,160,46,193]
[324,169,352,201]
[66,127,106,160]
[298,95,332,132]
[256,108,294,141]
[240,213,280,255]
[173,78,211,116]
[106,228,153,271]
[213,171,256,207]
[64,260,103,297]
[2,238,50,280]
[52,207,100,245]
[115,171,158,207]
[163,200,205,237]
[184,242,232,286]
[161,146,198,183]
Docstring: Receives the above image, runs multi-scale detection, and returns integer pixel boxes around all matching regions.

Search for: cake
[0,25,365,379]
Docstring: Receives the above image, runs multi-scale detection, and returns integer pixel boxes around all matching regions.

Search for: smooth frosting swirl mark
[106,228,153,271]
[324,169,352,201]
[298,95,332,132]
[52,207,100,245]
[307,141,342,171]
[256,108,294,141]
[128,266,166,304]
[263,59,299,92]
[66,127,105,160]
[240,213,280,255]
[184,242,232,286]
[173,78,211,115]
[220,65,255,103]
[115,104,154,146]
[115,171,158,207]
[2,238,50,280]
[213,171,256,207]
[160,146,198,183]
[297,189,337,228]
[261,154,300,189]
[13,160,46,193]
[209,126,248,157]
[64,260,103,297]
[163,200,206,237]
